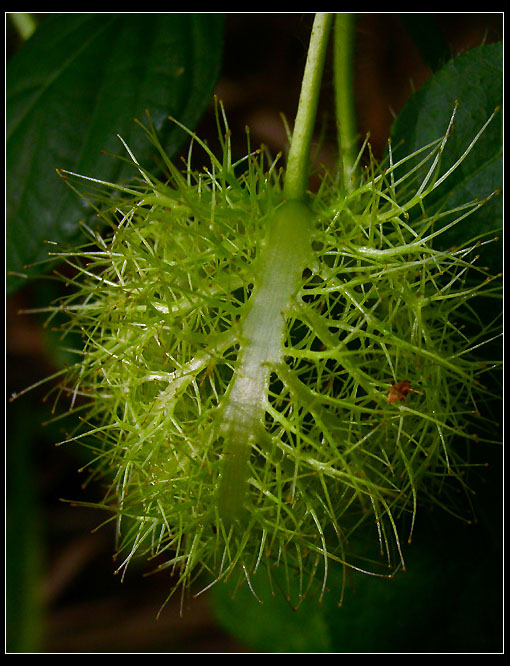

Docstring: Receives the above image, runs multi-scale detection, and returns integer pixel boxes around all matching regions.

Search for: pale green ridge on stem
[334,13,358,193]
[218,13,329,523]
[283,13,333,202]
[218,200,314,523]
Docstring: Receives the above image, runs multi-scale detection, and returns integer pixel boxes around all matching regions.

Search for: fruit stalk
[217,14,332,522]
[283,12,333,202]
[333,12,358,193]
[218,201,313,522]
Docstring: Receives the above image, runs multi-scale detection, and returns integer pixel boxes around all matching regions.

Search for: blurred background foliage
[6,13,503,653]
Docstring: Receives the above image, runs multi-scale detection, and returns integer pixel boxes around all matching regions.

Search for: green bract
[29,104,501,611]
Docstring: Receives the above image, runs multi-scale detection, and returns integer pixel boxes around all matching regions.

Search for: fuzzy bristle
[27,106,501,610]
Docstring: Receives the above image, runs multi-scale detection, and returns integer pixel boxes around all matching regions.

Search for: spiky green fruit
[26,108,501,610]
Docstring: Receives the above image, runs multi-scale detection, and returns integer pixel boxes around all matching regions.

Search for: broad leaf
[390,42,502,272]
[398,13,451,72]
[211,495,502,652]
[7,13,224,294]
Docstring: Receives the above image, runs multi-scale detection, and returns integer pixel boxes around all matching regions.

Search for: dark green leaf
[399,13,451,72]
[391,42,502,272]
[6,401,45,652]
[211,497,503,652]
[7,13,224,294]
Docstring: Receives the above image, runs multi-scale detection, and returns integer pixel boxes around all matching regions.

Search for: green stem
[217,14,329,523]
[283,13,333,202]
[218,201,314,524]
[333,13,358,193]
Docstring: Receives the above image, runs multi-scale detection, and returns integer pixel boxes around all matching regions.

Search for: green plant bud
[21,108,501,612]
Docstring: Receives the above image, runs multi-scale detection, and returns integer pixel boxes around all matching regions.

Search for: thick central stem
[216,13,332,523]
[217,201,313,523]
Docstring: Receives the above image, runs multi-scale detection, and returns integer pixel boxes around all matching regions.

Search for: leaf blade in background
[398,13,451,72]
[7,13,224,294]
[6,401,46,653]
[390,42,502,271]
[211,502,503,653]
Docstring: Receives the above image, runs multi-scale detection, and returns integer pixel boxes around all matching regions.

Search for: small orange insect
[387,379,419,404]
